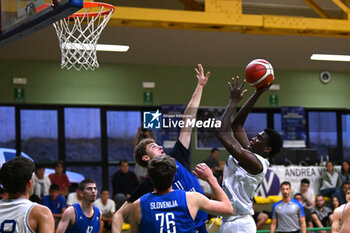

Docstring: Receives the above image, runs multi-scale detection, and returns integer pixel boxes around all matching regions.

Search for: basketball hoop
[53,2,115,71]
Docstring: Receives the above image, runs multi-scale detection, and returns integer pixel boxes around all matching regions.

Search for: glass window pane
[66,166,102,192]
[343,114,350,160]
[107,111,141,161]
[274,113,282,135]
[308,112,337,159]
[65,108,101,161]
[0,106,15,148]
[244,113,267,139]
[21,109,58,162]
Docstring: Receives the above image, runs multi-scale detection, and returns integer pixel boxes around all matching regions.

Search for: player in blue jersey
[56,179,102,233]
[113,64,211,233]
[130,156,233,233]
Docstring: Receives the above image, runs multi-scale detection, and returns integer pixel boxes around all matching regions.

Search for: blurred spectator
[253,210,270,230]
[202,148,223,181]
[320,161,339,198]
[112,160,139,210]
[333,181,350,205]
[133,127,154,182]
[66,187,83,206]
[94,189,115,230]
[294,193,312,228]
[270,181,306,233]
[294,178,315,208]
[337,160,350,187]
[329,196,341,224]
[49,160,71,196]
[331,196,341,211]
[310,195,332,231]
[33,164,51,199]
[42,184,66,221]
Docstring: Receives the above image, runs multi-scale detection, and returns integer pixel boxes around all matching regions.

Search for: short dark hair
[134,138,156,168]
[34,163,44,171]
[120,160,128,166]
[100,188,109,194]
[342,181,350,188]
[281,181,291,188]
[211,148,219,153]
[294,193,303,198]
[326,161,334,166]
[49,184,59,191]
[53,160,66,173]
[0,156,35,194]
[301,178,310,185]
[148,156,177,192]
[264,128,283,157]
[79,179,96,191]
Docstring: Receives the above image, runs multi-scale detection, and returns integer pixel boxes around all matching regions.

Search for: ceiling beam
[302,0,333,19]
[108,0,350,37]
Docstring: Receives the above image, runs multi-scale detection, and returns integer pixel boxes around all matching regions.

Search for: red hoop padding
[70,1,115,18]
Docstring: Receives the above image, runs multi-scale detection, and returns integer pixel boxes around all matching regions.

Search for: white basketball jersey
[0,199,37,233]
[222,154,269,219]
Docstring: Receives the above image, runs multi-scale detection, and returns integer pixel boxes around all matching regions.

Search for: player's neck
[155,187,173,195]
[282,196,291,203]
[8,192,29,200]
[80,201,94,214]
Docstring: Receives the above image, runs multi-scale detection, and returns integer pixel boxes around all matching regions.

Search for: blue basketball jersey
[66,203,100,233]
[172,161,208,230]
[140,190,195,233]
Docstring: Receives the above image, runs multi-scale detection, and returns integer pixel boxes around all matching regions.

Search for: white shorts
[219,215,256,233]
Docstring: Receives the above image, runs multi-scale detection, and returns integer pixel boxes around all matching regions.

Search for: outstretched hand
[195,64,210,87]
[228,76,247,103]
[192,163,214,182]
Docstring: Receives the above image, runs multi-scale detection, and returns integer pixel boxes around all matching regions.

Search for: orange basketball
[245,59,274,89]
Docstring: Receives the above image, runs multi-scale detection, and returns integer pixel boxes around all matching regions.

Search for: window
[0,107,15,149]
[107,111,141,161]
[21,109,58,162]
[274,113,282,135]
[65,108,101,161]
[244,113,268,140]
[66,166,102,191]
[308,111,337,159]
[342,114,350,160]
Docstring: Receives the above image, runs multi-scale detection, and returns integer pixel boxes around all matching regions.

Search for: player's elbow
[221,205,234,216]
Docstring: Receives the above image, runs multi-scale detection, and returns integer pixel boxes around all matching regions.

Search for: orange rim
[70,2,115,18]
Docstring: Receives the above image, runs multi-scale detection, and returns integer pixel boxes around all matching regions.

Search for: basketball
[244,59,274,89]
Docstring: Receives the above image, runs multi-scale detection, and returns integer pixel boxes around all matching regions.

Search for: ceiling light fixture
[311,54,350,62]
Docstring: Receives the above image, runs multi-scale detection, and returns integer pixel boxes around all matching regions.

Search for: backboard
[0,0,83,47]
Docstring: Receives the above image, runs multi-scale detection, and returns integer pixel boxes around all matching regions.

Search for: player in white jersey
[0,156,55,233]
[331,187,350,233]
[216,77,283,233]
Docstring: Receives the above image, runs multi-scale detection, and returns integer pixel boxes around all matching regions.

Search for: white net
[53,3,114,71]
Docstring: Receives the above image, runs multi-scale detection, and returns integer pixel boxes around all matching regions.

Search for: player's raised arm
[216,77,263,175]
[192,163,233,216]
[231,84,271,148]
[130,200,141,233]
[178,64,209,149]
[112,201,132,233]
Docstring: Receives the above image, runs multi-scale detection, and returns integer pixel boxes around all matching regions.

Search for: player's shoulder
[30,204,54,220]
